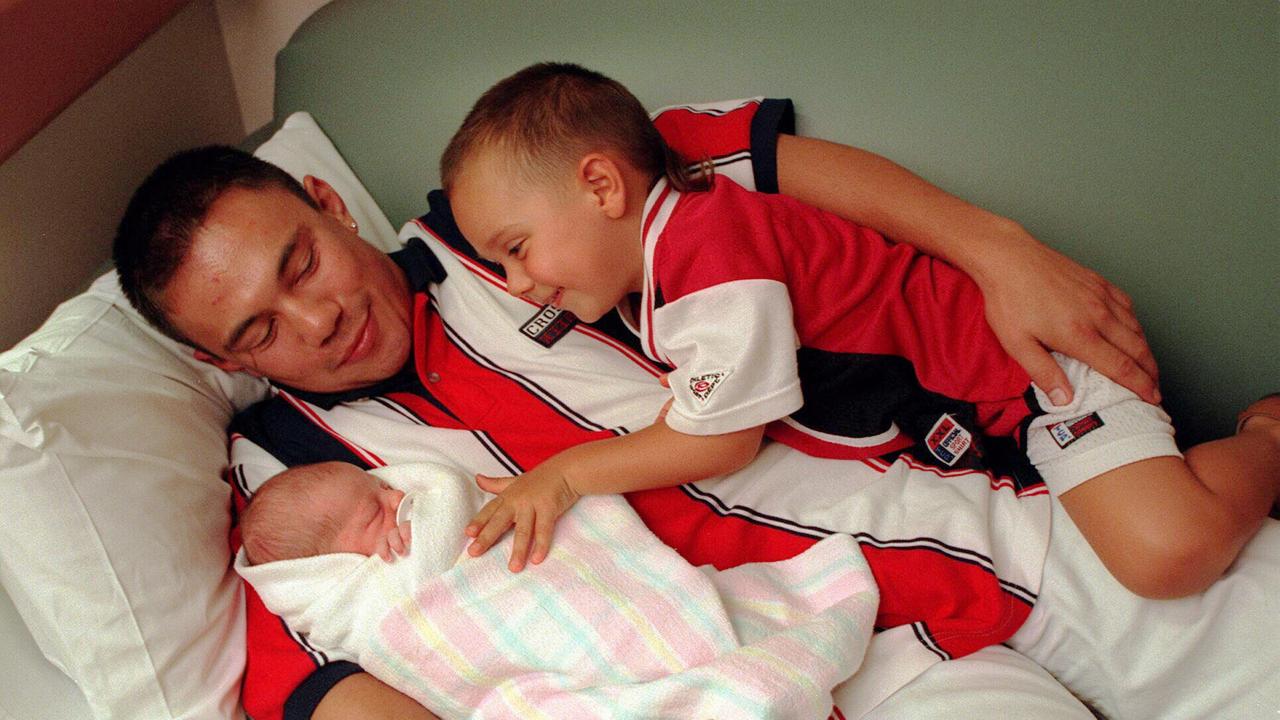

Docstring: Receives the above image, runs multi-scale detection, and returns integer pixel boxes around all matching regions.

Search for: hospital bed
[1,1,1274,717]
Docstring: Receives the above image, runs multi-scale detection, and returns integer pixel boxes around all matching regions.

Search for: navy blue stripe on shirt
[281,661,362,720]
[749,98,795,194]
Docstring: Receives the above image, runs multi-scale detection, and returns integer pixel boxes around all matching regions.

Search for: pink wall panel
[0,0,190,162]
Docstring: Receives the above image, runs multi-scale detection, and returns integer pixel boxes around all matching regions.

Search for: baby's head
[240,461,406,565]
[441,62,702,322]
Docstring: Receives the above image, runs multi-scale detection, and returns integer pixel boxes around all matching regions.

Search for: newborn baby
[235,461,879,720]
[239,461,414,565]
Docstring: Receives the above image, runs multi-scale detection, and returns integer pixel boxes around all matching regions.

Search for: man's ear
[577,154,628,220]
[193,348,258,376]
[302,175,355,229]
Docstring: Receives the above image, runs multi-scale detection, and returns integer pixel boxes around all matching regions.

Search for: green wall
[277,0,1278,444]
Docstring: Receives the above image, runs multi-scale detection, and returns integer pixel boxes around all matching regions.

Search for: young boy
[235,461,879,719]
[441,62,1280,600]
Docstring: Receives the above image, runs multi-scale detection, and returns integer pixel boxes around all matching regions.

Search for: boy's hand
[655,373,674,423]
[975,236,1160,406]
[374,521,412,563]
[465,468,581,571]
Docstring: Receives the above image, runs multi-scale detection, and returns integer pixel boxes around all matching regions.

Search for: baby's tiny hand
[375,521,413,562]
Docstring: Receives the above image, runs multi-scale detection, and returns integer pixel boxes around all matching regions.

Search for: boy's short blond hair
[440,62,702,195]
[240,464,343,565]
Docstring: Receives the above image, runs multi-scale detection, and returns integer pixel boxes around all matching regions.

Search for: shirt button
[427,372,441,384]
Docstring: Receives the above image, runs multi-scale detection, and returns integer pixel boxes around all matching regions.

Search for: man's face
[309,463,406,557]
[449,148,642,323]
[162,183,413,393]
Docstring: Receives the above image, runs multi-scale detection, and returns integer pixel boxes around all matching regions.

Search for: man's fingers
[1106,281,1135,311]
[1107,295,1142,335]
[1010,337,1074,406]
[1088,324,1160,405]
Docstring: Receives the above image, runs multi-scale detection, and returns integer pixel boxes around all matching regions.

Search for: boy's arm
[313,673,441,720]
[466,422,766,571]
[773,134,1159,407]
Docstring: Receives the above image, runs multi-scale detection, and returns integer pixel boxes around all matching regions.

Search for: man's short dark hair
[112,145,315,347]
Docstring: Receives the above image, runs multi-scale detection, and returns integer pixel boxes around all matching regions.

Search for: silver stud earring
[349,220,358,231]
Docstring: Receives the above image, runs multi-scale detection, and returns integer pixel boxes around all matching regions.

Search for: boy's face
[449,148,643,323]
[309,463,406,556]
[161,183,414,393]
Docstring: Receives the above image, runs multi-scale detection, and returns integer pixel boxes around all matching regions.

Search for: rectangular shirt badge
[520,305,578,348]
[1048,412,1105,449]
[925,413,972,466]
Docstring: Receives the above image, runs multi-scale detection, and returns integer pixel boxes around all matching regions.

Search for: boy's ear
[577,154,628,219]
[302,175,356,229]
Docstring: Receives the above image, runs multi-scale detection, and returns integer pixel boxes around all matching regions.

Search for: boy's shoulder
[675,174,830,230]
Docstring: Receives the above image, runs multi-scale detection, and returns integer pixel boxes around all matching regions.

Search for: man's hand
[773,134,1160,406]
[974,233,1159,406]
[464,467,581,571]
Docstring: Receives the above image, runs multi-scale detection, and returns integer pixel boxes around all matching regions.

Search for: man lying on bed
[112,101,1277,720]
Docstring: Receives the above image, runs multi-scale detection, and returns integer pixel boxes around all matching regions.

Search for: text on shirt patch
[1047,412,1105,449]
[688,370,731,403]
[520,305,578,348]
[925,414,973,466]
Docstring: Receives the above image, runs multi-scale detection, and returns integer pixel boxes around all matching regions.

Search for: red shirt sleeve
[230,471,359,720]
[652,97,794,193]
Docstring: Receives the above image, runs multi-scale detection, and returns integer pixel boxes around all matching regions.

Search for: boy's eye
[507,240,524,258]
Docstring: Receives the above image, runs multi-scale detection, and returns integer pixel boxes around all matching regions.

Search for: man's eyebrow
[224,230,302,351]
[224,315,259,354]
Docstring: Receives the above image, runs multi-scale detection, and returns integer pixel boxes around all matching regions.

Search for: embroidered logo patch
[520,305,578,348]
[925,413,973,466]
[1047,412,1105,449]
[688,370,731,403]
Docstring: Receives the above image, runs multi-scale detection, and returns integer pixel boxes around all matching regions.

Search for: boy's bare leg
[1060,399,1280,598]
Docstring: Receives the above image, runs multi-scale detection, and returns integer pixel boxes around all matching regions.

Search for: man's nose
[286,297,342,346]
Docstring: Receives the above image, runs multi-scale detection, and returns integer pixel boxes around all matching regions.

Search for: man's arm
[313,673,441,720]
[774,134,1159,407]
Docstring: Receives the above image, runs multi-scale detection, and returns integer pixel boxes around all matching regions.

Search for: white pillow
[253,111,401,253]
[0,113,395,719]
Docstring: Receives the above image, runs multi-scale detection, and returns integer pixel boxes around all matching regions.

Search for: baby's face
[312,464,406,556]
